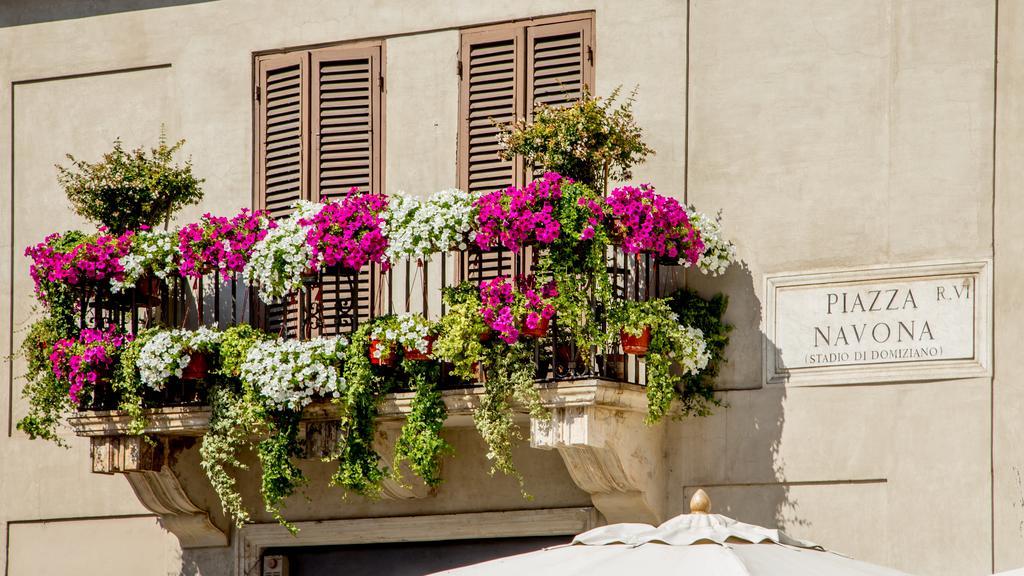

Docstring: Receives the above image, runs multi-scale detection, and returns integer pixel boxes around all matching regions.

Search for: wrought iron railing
[76,247,668,391]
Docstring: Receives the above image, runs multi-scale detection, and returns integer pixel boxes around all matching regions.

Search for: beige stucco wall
[0,1,1015,575]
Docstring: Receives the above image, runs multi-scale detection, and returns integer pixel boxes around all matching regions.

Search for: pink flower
[478,275,558,344]
[50,325,132,404]
[178,209,274,279]
[301,189,390,272]
[605,184,705,264]
[474,173,566,251]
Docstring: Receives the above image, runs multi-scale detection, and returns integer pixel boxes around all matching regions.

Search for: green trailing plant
[257,410,306,531]
[607,298,715,423]
[537,181,613,352]
[15,317,74,444]
[333,324,393,496]
[57,129,204,233]
[499,87,654,192]
[111,327,158,436]
[200,383,267,527]
[216,324,268,379]
[668,288,732,410]
[474,342,546,490]
[434,283,488,381]
[393,359,452,488]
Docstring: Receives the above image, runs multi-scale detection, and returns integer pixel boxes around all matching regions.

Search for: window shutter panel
[459,27,524,195]
[312,46,382,201]
[256,52,308,337]
[256,52,308,219]
[526,18,593,110]
[311,45,383,334]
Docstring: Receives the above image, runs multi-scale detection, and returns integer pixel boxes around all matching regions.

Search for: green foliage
[607,298,665,337]
[474,343,546,490]
[37,230,90,331]
[112,328,157,436]
[15,317,73,445]
[537,182,612,352]
[434,284,488,381]
[333,324,392,496]
[608,298,717,423]
[200,384,267,527]
[393,359,452,487]
[500,87,654,192]
[668,288,732,415]
[57,129,204,233]
[217,324,269,378]
[258,410,306,532]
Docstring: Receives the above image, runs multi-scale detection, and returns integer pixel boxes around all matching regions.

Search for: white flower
[239,335,348,411]
[383,188,478,263]
[370,313,432,352]
[111,229,180,293]
[687,207,736,277]
[137,328,222,391]
[245,200,322,303]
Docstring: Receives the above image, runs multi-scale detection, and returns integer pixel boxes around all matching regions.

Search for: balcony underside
[68,378,667,547]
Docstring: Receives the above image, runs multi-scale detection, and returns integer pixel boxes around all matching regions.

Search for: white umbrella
[430,490,912,575]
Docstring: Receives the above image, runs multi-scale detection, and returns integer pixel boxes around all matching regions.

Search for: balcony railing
[74,246,668,409]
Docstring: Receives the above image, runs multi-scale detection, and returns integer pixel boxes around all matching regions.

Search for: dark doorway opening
[264,535,568,576]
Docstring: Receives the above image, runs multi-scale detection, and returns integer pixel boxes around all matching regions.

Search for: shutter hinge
[457,59,463,79]
[587,45,594,64]
[254,85,261,102]
[378,75,385,91]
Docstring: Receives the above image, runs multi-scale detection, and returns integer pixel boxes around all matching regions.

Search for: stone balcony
[68,378,667,548]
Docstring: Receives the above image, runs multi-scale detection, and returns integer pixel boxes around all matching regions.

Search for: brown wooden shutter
[310,44,383,335]
[312,45,382,201]
[459,27,524,195]
[526,19,593,110]
[256,52,308,219]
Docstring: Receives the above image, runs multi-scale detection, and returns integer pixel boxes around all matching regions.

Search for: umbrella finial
[690,489,711,514]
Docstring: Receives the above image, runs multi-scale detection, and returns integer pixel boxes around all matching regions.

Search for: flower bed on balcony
[19,93,738,530]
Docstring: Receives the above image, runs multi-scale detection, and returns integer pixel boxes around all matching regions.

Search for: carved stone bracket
[530,390,666,525]
[89,436,228,548]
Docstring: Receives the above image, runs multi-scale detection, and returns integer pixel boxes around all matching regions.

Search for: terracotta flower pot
[403,336,435,361]
[620,326,651,356]
[479,330,492,342]
[181,352,210,381]
[369,339,396,367]
[521,316,551,338]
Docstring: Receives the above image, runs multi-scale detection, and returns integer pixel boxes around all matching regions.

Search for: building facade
[0,1,1021,575]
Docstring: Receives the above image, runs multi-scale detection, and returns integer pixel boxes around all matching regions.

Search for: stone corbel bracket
[90,435,228,547]
[530,380,666,525]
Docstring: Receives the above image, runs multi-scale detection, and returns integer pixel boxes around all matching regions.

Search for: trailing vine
[668,288,731,416]
[199,383,266,526]
[393,359,451,487]
[111,328,156,436]
[16,317,74,445]
[333,324,392,496]
[257,410,306,531]
[474,342,546,489]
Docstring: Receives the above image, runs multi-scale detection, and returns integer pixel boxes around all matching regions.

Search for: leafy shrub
[57,130,203,233]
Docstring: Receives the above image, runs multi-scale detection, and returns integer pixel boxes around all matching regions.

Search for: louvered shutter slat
[460,30,522,196]
[312,46,380,203]
[257,54,307,220]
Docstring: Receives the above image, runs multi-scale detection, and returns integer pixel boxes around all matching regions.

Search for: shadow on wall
[0,0,216,28]
[676,260,805,533]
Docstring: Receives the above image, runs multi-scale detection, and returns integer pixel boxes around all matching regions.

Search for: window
[458,14,594,194]
[255,41,384,218]
[254,42,384,337]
